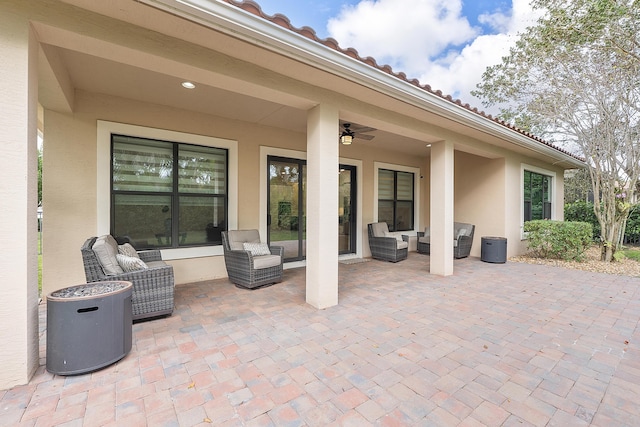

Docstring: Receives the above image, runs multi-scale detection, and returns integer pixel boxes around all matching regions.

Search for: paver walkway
[2,254,640,426]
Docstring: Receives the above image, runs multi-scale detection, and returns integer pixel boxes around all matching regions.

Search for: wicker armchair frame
[416,223,475,259]
[416,231,430,255]
[81,237,175,321]
[454,224,475,259]
[221,231,284,289]
[367,223,408,263]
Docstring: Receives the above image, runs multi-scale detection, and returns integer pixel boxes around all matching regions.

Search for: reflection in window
[378,169,414,231]
[524,170,551,222]
[112,134,227,249]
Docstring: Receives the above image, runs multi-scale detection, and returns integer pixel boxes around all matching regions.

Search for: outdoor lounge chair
[367,222,408,262]
[81,235,175,321]
[221,230,284,289]
[417,222,475,259]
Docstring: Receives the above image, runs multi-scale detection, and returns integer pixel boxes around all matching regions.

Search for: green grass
[269,230,306,241]
[38,254,42,295]
[620,248,640,261]
[38,231,42,295]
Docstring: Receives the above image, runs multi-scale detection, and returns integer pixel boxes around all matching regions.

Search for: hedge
[524,220,593,261]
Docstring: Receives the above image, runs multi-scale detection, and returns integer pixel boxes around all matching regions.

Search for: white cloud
[328,0,478,72]
[327,0,540,111]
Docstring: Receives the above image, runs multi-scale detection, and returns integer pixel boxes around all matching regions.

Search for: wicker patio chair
[81,236,175,321]
[417,222,475,259]
[221,230,284,289]
[453,222,475,258]
[367,222,408,262]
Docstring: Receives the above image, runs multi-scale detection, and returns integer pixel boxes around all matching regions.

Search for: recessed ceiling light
[426,144,432,148]
[181,81,195,89]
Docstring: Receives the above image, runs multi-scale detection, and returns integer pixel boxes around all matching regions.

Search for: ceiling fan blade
[352,126,377,133]
[355,133,375,141]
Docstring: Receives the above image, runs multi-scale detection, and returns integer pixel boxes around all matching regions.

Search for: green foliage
[529,0,639,64]
[621,248,640,261]
[624,207,640,243]
[564,201,600,239]
[474,0,640,262]
[38,147,42,204]
[564,169,592,203]
[613,251,626,262]
[524,220,593,261]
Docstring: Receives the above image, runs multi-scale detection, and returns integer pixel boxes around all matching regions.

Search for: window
[111,134,227,249]
[378,169,414,231]
[524,170,551,222]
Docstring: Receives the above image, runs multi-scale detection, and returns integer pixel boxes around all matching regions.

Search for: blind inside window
[396,172,413,201]
[178,145,226,194]
[378,169,394,200]
[112,136,173,192]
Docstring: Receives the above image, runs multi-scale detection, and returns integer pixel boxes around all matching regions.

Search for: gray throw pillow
[93,235,124,275]
[243,242,271,256]
[118,243,139,259]
[116,254,148,272]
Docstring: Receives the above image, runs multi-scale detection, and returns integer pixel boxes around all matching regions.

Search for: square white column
[430,140,454,276]
[0,17,40,388]
[306,104,339,308]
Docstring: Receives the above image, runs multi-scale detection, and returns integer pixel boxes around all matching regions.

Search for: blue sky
[249,0,538,111]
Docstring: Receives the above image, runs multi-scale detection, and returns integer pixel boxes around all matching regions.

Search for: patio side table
[481,236,507,263]
[46,281,133,375]
[401,234,418,252]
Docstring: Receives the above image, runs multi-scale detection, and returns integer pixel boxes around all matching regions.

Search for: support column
[430,140,454,276]
[306,104,339,308]
[0,14,40,388]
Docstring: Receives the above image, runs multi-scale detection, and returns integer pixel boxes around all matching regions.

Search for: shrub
[564,201,600,240]
[524,220,593,261]
[624,207,640,245]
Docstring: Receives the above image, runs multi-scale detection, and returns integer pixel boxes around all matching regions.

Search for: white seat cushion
[396,240,408,250]
[228,229,261,251]
[370,222,390,237]
[146,260,168,269]
[93,235,124,275]
[253,254,281,269]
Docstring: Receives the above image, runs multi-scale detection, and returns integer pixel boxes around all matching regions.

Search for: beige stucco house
[0,0,584,389]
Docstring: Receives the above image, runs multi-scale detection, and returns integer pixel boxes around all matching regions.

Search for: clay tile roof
[221,0,584,163]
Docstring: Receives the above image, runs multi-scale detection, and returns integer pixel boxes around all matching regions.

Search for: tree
[473,0,640,262]
[564,168,592,204]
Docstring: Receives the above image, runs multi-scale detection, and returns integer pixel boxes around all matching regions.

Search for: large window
[378,169,414,231]
[111,134,227,249]
[524,170,551,222]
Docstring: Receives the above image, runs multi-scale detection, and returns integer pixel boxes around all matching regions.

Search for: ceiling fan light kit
[339,122,376,144]
[340,123,355,145]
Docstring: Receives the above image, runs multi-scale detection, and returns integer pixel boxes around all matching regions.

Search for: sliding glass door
[268,156,356,261]
[339,165,356,254]
[268,157,306,261]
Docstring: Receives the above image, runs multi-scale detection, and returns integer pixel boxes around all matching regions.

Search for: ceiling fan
[339,121,376,142]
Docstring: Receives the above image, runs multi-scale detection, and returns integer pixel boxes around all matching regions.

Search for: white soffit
[140,0,584,168]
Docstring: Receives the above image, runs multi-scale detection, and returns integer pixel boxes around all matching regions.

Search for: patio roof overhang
[38,0,585,168]
[137,0,586,169]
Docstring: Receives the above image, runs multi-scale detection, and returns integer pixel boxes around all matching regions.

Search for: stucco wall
[0,7,40,389]
[453,146,565,258]
[454,152,506,258]
[42,91,431,295]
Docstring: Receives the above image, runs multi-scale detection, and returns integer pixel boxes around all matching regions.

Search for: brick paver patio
[2,254,639,426]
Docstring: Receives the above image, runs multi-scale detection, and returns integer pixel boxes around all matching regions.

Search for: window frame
[110,135,229,250]
[98,121,238,260]
[374,162,421,233]
[521,163,556,236]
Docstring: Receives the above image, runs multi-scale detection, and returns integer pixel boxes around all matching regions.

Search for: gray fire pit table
[46,281,133,375]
